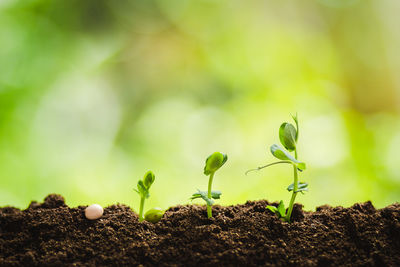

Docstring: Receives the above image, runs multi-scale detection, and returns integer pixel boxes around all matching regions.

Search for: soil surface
[1,194,400,266]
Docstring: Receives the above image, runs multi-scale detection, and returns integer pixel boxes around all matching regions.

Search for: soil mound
[1,194,399,266]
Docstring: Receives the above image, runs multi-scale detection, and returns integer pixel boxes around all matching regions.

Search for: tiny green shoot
[266,200,286,218]
[144,207,164,223]
[134,170,155,222]
[246,114,308,223]
[191,152,227,218]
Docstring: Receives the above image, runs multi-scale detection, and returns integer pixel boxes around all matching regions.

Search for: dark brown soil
[1,195,400,266]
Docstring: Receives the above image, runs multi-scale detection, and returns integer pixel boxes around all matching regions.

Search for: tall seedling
[247,114,307,222]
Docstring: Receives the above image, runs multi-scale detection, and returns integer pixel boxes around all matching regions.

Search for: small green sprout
[134,171,155,222]
[144,207,164,223]
[247,114,308,223]
[267,200,286,218]
[191,152,227,218]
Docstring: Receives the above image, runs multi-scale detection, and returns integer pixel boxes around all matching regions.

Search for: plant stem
[207,172,215,218]
[285,165,298,222]
[139,197,145,222]
[286,149,299,222]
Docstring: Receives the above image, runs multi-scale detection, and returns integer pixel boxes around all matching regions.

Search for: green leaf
[204,152,228,175]
[270,144,296,161]
[190,189,222,200]
[190,190,222,205]
[135,171,154,200]
[137,180,146,193]
[136,180,150,199]
[143,171,155,189]
[267,201,286,218]
[190,192,202,200]
[279,122,297,151]
[267,205,278,213]
[210,190,222,199]
[270,144,306,171]
[287,182,308,193]
[277,200,286,217]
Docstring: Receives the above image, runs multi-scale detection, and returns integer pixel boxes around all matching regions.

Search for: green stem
[139,197,145,222]
[285,165,298,222]
[207,172,215,218]
[286,149,299,222]
[245,160,294,175]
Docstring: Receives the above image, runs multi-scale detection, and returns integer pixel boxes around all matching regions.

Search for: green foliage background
[1,0,399,211]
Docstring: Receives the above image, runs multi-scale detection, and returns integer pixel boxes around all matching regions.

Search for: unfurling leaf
[135,170,156,222]
[135,180,150,199]
[279,122,297,151]
[287,182,308,194]
[136,180,146,197]
[143,171,155,189]
[204,152,228,175]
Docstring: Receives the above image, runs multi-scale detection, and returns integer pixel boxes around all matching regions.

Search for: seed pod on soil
[144,207,164,223]
[85,204,104,220]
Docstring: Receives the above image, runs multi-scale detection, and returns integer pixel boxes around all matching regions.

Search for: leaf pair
[287,182,308,194]
[134,171,155,199]
[190,190,222,206]
[204,152,228,175]
[269,114,306,170]
[267,201,286,219]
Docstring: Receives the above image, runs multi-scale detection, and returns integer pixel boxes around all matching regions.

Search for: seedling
[134,171,155,222]
[246,114,308,223]
[191,152,227,218]
[144,207,164,223]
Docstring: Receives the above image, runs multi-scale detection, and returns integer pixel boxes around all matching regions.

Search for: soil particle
[1,194,399,266]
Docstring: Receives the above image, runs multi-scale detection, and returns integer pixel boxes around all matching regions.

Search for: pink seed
[85,204,103,220]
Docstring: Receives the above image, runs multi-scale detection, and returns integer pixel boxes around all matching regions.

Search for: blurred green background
[1,0,399,211]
